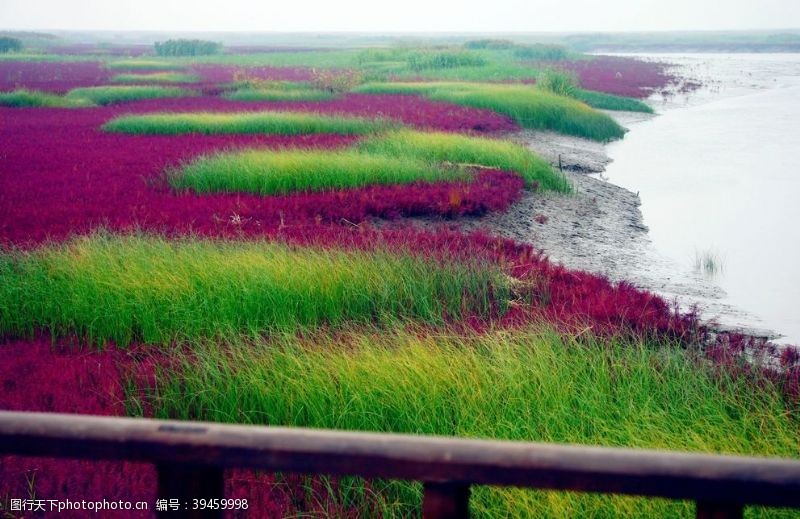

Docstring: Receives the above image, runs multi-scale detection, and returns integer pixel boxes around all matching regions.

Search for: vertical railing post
[157,463,224,518]
[695,501,744,519]
[422,482,471,519]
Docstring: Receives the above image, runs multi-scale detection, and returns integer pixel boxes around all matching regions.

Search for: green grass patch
[146,327,800,517]
[0,234,507,346]
[223,87,336,101]
[354,82,625,141]
[173,149,467,195]
[0,53,99,62]
[105,59,186,71]
[535,69,652,113]
[406,50,487,71]
[0,89,81,107]
[223,81,337,102]
[0,87,193,108]
[102,110,400,135]
[110,72,201,84]
[360,129,569,192]
[171,129,568,195]
[65,85,196,105]
[574,89,653,113]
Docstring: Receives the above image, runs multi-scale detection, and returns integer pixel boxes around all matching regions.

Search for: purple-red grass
[545,56,681,98]
[250,93,517,133]
[0,61,111,93]
[0,339,156,518]
[0,339,362,518]
[159,91,519,133]
[0,101,520,245]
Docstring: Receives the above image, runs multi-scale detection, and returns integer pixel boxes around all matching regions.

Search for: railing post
[157,463,224,518]
[422,482,470,519]
[696,501,744,519]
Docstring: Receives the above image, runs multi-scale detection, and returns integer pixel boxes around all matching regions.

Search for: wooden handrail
[1,411,799,518]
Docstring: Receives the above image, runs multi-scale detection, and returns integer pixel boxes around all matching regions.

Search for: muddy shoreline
[392,114,778,339]
[495,122,779,339]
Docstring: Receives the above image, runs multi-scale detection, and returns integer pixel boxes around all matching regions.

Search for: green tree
[154,39,221,56]
[0,37,23,53]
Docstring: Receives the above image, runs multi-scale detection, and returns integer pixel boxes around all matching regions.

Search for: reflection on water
[605,54,800,343]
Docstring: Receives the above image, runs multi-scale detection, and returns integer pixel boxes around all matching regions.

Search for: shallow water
[604,54,800,343]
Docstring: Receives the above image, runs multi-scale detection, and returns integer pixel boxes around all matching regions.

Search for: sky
[1,0,798,32]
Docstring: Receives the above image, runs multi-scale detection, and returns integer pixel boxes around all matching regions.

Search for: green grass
[103,110,399,135]
[145,326,800,517]
[534,69,652,113]
[223,81,337,102]
[171,129,568,195]
[223,87,336,101]
[0,89,79,107]
[177,50,359,68]
[105,59,186,71]
[360,130,569,192]
[172,48,544,82]
[354,82,625,141]
[65,86,196,105]
[406,50,487,71]
[0,53,99,62]
[110,72,201,84]
[575,89,653,113]
[0,86,200,108]
[173,149,468,195]
[0,234,507,346]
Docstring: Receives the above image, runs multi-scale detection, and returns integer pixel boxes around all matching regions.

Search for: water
[604,54,800,343]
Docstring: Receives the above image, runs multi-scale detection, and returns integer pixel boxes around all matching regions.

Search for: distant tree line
[0,37,23,53]
[512,44,569,61]
[462,39,570,61]
[407,50,487,71]
[154,39,221,56]
[462,39,516,50]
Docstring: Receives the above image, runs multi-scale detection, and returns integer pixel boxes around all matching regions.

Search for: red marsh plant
[0,61,111,93]
[0,339,157,518]
[0,98,518,244]
[0,339,366,518]
[548,56,684,98]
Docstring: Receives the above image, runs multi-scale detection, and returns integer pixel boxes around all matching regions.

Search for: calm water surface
[605,54,800,343]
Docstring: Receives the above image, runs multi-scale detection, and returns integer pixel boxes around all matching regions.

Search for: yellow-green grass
[0,89,87,107]
[171,130,568,195]
[173,149,468,195]
[103,110,400,135]
[0,234,507,346]
[360,129,569,192]
[146,326,800,517]
[105,59,186,71]
[110,72,201,84]
[574,89,653,113]
[65,85,196,105]
[354,82,625,142]
[0,87,187,108]
[223,87,337,102]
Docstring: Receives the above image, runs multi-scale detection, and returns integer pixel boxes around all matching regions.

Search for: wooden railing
[1,411,799,518]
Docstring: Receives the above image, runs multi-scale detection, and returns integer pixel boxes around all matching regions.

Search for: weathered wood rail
[1,411,799,518]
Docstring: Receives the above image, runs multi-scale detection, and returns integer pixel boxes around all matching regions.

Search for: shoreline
[394,118,780,340]
[499,122,780,340]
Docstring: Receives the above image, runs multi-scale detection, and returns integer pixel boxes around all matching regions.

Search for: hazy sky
[1,0,798,32]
